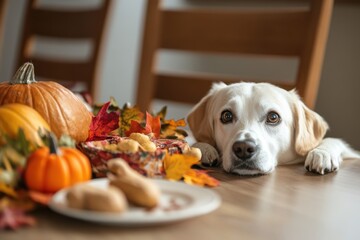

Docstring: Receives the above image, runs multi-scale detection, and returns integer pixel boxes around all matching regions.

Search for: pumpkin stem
[48,132,60,155]
[11,62,37,84]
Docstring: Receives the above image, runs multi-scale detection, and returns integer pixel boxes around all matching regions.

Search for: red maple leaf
[125,112,161,138]
[0,207,36,230]
[87,101,120,141]
[0,197,36,230]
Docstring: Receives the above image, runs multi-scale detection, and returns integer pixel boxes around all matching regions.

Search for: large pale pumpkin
[24,133,92,193]
[0,63,92,142]
[0,103,51,147]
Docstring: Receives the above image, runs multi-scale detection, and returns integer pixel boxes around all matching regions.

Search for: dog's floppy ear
[291,90,329,156]
[186,82,226,146]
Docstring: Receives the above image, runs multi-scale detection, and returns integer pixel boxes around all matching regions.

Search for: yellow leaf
[0,183,18,198]
[119,104,143,136]
[164,153,199,181]
[183,169,220,187]
[160,119,187,139]
[164,119,186,127]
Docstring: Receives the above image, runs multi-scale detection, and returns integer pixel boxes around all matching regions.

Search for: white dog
[187,82,360,175]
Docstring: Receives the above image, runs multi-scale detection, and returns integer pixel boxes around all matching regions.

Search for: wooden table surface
[1,160,360,240]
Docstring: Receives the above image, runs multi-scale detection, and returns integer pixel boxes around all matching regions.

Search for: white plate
[49,178,221,226]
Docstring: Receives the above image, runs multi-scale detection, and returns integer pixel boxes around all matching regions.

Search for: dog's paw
[304,148,342,175]
[192,142,220,167]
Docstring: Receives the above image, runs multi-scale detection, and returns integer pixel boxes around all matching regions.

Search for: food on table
[117,139,141,153]
[183,147,202,160]
[0,103,50,147]
[66,184,127,212]
[108,158,161,208]
[64,158,161,213]
[129,133,157,152]
[78,135,190,178]
[0,62,92,142]
[24,133,91,193]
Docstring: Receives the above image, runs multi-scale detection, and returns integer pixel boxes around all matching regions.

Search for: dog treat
[66,184,128,212]
[184,147,202,160]
[192,142,220,166]
[139,141,157,152]
[117,139,140,153]
[107,158,160,208]
[129,133,156,152]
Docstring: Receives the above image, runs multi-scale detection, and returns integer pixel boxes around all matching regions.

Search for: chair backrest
[0,0,7,57]
[16,0,111,99]
[135,0,333,112]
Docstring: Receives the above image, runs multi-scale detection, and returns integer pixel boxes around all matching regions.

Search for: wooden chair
[135,0,333,112]
[0,0,7,57]
[16,0,112,99]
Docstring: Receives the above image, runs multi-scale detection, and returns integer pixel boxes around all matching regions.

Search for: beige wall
[316,5,360,149]
[0,0,359,149]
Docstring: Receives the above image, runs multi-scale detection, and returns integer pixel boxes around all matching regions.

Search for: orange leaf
[125,112,161,138]
[183,169,220,187]
[160,119,187,139]
[164,119,186,128]
[147,113,161,138]
[164,153,199,181]
[125,120,150,136]
[28,191,53,206]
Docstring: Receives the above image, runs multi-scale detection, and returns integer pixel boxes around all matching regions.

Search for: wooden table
[1,160,360,240]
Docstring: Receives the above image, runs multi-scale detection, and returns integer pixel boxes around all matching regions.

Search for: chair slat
[155,73,295,104]
[26,58,92,86]
[160,9,309,56]
[31,8,106,38]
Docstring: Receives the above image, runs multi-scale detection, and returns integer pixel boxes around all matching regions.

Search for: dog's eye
[266,111,281,125]
[220,110,233,124]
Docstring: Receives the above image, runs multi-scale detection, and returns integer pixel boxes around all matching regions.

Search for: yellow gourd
[0,103,50,147]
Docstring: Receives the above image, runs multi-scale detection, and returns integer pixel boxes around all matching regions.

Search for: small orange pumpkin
[0,63,92,142]
[24,133,92,193]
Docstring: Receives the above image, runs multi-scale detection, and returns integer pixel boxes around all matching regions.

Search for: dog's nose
[232,140,257,160]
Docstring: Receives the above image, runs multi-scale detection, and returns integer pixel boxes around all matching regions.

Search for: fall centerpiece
[0,63,219,230]
[80,99,219,187]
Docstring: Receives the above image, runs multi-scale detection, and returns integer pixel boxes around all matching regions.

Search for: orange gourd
[24,134,92,193]
[0,62,92,142]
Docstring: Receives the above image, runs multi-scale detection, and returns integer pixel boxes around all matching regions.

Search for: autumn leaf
[164,153,200,181]
[0,197,36,230]
[155,106,167,121]
[119,104,143,136]
[87,101,120,141]
[160,119,187,139]
[125,112,161,138]
[147,113,161,138]
[0,207,36,230]
[183,169,220,187]
[0,184,18,198]
[3,128,32,158]
[0,130,30,190]
[28,191,53,206]
[92,96,119,116]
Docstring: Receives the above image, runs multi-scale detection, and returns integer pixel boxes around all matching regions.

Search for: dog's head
[187,82,328,175]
